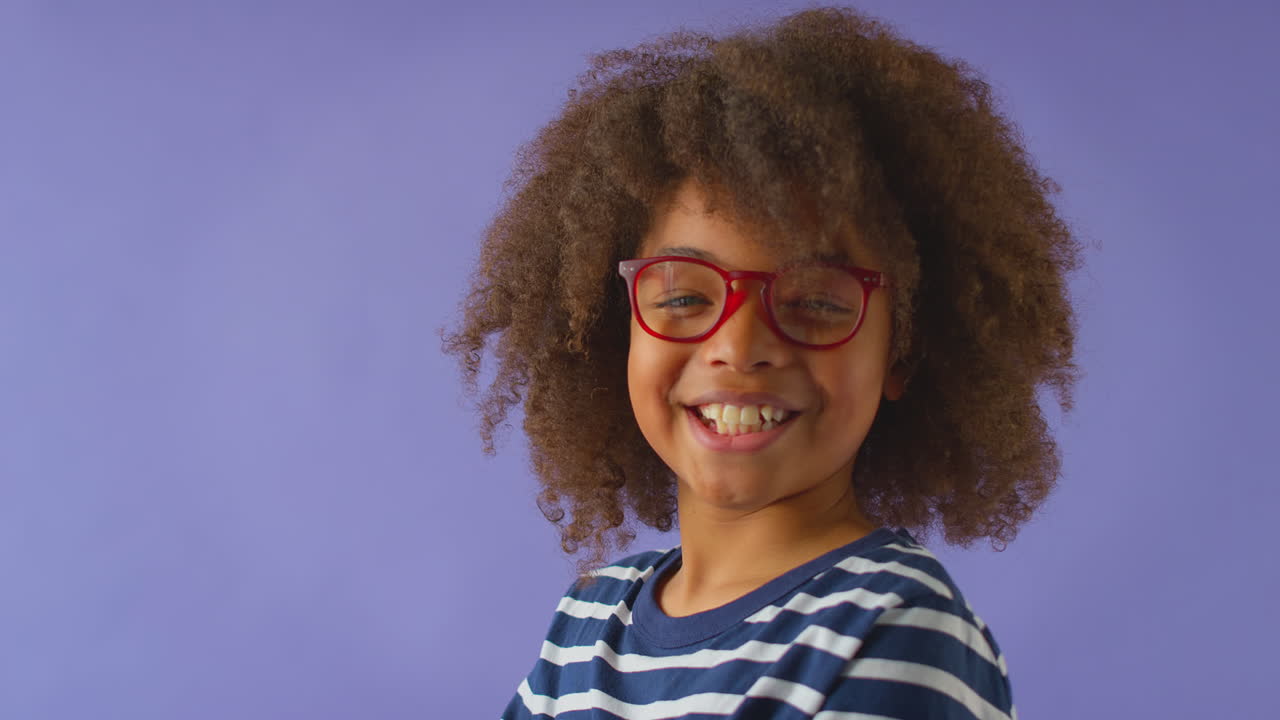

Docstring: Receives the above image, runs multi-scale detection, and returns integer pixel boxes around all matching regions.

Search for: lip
[684,406,796,453]
[683,390,801,412]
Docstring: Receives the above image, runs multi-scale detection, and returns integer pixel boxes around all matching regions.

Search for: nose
[701,279,789,370]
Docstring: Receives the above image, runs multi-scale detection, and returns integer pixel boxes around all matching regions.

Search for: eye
[655,295,711,309]
[780,297,853,314]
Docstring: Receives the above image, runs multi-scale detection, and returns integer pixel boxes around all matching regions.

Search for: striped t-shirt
[500,527,1015,719]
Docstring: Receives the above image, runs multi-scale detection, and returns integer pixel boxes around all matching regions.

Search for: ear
[882,363,907,402]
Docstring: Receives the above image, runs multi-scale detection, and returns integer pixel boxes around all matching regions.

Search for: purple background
[2,1,1276,718]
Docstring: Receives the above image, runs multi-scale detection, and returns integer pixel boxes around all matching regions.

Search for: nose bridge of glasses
[720,275,773,330]
[726,271,771,301]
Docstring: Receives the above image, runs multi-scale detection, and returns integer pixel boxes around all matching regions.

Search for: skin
[628,178,905,617]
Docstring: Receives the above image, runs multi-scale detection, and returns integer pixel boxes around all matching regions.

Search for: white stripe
[792,623,866,657]
[743,675,825,715]
[556,596,635,625]
[517,675,833,718]
[539,623,866,672]
[961,601,1008,675]
[832,555,954,600]
[883,542,935,558]
[517,677,741,718]
[877,606,1005,675]
[814,707,906,712]
[818,543,934,583]
[589,563,658,582]
[746,587,905,623]
[965,598,988,631]
[844,658,1011,720]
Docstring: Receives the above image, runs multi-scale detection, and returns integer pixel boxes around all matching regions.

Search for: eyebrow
[651,246,719,262]
[652,246,857,268]
[804,251,853,265]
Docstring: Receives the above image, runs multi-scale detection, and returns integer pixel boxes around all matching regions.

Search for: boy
[446,6,1079,717]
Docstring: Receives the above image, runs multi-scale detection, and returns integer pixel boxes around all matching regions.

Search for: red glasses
[618,256,889,349]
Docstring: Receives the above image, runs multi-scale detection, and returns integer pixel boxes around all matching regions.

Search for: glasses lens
[770,266,864,345]
[634,260,726,339]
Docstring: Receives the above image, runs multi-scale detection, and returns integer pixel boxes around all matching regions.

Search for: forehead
[639,178,878,266]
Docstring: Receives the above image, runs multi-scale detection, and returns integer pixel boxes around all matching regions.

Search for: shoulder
[801,530,974,619]
[808,531,984,620]
[593,546,674,580]
[531,546,673,649]
[561,546,674,603]
[818,533,1016,719]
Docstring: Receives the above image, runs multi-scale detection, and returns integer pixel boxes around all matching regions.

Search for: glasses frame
[618,255,889,350]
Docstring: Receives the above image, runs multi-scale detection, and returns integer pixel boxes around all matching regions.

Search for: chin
[680,466,788,506]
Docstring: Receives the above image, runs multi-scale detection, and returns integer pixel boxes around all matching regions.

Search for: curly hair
[443,5,1082,583]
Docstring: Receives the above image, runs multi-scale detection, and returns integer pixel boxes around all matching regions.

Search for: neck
[663,470,877,609]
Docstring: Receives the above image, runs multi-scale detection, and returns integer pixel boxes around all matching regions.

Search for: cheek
[815,352,887,421]
[628,323,696,431]
[627,325,675,416]
[822,301,895,411]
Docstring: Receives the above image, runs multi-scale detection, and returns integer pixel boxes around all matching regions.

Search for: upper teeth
[697,403,788,425]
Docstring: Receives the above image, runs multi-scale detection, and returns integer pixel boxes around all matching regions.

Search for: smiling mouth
[684,403,800,436]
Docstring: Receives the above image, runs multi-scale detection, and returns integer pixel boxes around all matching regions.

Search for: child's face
[627,179,901,517]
